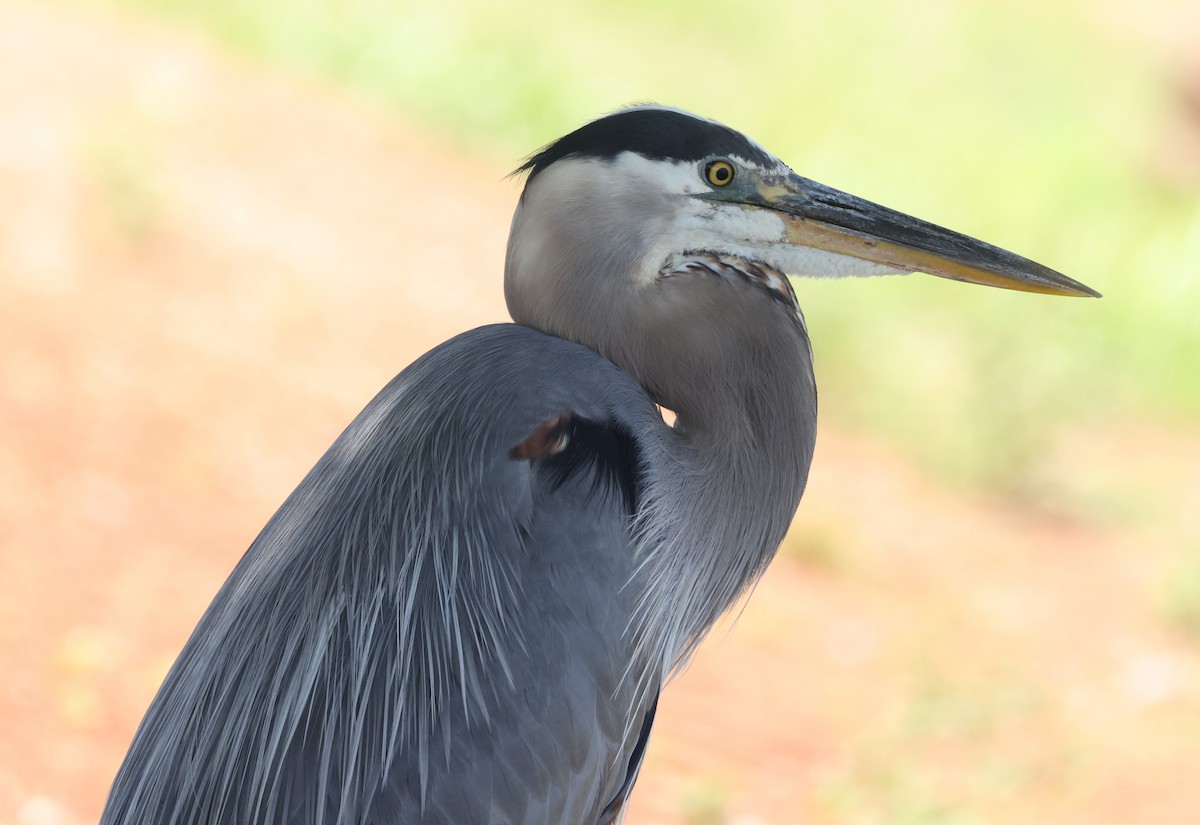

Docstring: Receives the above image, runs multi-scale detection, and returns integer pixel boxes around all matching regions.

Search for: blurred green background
[75,0,1200,502]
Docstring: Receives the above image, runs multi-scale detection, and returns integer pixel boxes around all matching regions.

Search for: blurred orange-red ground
[2,3,1199,824]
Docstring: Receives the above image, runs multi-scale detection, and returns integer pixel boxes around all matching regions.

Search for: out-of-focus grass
[73,0,1200,499]
[820,667,1059,825]
[84,117,166,243]
[679,780,732,825]
[1161,538,1200,640]
[783,521,851,572]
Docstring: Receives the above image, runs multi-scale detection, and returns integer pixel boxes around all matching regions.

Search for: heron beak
[754,174,1100,298]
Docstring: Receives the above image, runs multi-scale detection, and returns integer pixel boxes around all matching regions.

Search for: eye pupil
[706,160,734,186]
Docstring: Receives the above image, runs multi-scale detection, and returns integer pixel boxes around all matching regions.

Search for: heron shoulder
[100,323,666,825]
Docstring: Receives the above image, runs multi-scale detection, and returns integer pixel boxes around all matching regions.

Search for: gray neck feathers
[630,317,816,688]
[506,158,817,688]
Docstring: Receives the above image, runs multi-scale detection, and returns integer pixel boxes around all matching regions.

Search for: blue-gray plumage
[104,327,673,824]
[101,105,1096,825]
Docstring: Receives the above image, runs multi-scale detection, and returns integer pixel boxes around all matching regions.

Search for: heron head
[505,105,1097,411]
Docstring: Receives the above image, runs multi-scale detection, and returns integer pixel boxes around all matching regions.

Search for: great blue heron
[100,105,1097,825]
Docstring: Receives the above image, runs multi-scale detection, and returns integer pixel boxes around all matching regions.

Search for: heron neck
[632,323,816,680]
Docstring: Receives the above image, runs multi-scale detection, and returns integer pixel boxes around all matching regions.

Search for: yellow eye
[705,160,735,187]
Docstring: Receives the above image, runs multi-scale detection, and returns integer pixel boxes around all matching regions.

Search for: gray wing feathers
[101,324,665,825]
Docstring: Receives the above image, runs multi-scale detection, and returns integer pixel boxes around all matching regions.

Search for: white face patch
[608,154,901,284]
[645,188,905,283]
[697,201,787,244]
[765,244,903,280]
[637,194,788,283]
[509,152,905,303]
[607,151,705,197]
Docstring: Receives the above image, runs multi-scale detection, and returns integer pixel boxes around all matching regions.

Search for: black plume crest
[516,106,774,180]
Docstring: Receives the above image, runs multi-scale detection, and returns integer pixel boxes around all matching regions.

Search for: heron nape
[100,105,1097,825]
